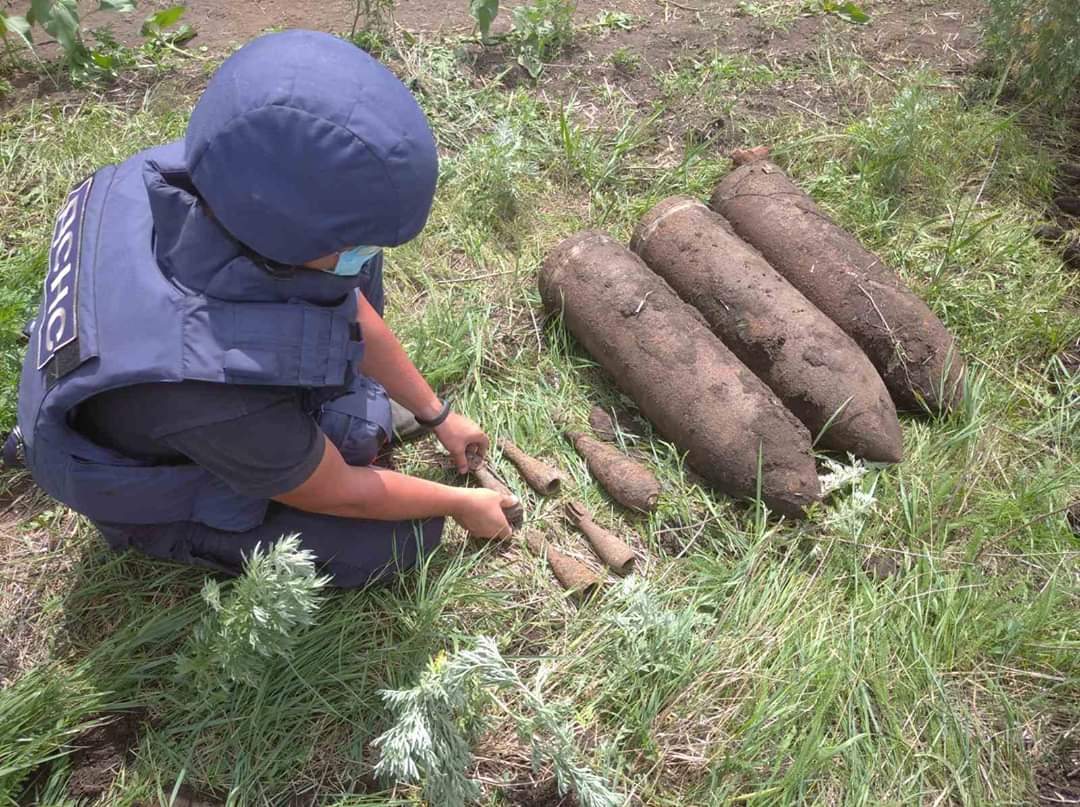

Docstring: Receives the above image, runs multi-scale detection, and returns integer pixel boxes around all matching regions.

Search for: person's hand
[452,488,516,539]
[434,412,489,474]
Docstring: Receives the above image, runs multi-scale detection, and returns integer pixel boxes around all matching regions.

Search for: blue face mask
[331,245,382,276]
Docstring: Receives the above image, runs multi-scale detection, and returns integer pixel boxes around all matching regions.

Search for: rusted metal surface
[564,430,661,513]
[632,195,902,462]
[565,501,635,576]
[712,161,965,413]
[499,439,564,496]
[540,231,820,517]
[524,531,602,599]
[466,445,524,529]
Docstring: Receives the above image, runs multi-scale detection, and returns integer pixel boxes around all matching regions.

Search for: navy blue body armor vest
[16,141,391,532]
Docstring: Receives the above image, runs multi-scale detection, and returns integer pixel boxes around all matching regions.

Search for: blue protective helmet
[185,30,438,266]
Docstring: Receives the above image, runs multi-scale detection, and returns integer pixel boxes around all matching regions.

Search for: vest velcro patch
[37,176,93,371]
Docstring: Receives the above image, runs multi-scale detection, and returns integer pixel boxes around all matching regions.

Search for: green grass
[734,0,811,30]
[1,23,1078,807]
[733,0,874,31]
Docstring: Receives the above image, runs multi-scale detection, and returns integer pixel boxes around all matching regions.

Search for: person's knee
[98,512,443,589]
[321,517,444,588]
[317,376,392,467]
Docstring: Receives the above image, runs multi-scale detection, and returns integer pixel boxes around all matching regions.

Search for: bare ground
[0,478,73,687]
[3,0,984,134]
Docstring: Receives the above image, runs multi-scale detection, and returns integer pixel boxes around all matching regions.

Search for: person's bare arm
[274,435,514,538]
[356,291,489,472]
[356,291,443,421]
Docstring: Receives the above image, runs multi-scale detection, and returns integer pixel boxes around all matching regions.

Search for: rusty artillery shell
[471,464,524,529]
[589,407,619,442]
[564,430,662,513]
[565,501,635,575]
[731,145,771,166]
[1065,239,1080,271]
[498,439,564,496]
[632,196,902,463]
[1035,224,1068,244]
[540,231,820,518]
[711,161,965,413]
[524,531,602,598]
[588,405,645,443]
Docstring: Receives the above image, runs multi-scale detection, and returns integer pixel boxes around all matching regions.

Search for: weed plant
[374,636,620,807]
[735,0,870,30]
[510,0,574,78]
[608,47,639,74]
[175,535,329,690]
[985,0,1080,110]
[468,0,575,77]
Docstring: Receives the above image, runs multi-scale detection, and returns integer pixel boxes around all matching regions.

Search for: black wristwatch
[415,399,451,429]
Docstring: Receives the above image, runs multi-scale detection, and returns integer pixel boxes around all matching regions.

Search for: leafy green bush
[843,78,1050,210]
[467,0,575,78]
[349,0,395,46]
[0,1,137,75]
[140,5,195,53]
[470,0,499,41]
[511,0,574,77]
[374,637,621,807]
[985,0,1080,109]
[175,534,329,689]
[850,83,945,201]
[0,3,192,78]
[451,119,535,241]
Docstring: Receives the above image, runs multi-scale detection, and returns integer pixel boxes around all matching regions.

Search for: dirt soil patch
[1036,734,1080,807]
[504,777,579,807]
[64,0,657,50]
[1056,339,1080,379]
[521,0,984,146]
[68,711,145,799]
[60,0,985,65]
[1066,502,1080,537]
[133,785,224,807]
[6,0,986,148]
[862,552,901,580]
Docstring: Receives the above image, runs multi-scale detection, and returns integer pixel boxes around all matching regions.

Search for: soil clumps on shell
[540,231,821,517]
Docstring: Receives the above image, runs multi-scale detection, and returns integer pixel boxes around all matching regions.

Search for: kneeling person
[9,30,514,587]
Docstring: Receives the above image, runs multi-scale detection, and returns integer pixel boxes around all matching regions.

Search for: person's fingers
[497,495,518,538]
[451,444,469,475]
[466,442,484,472]
[463,434,489,472]
[476,431,491,455]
